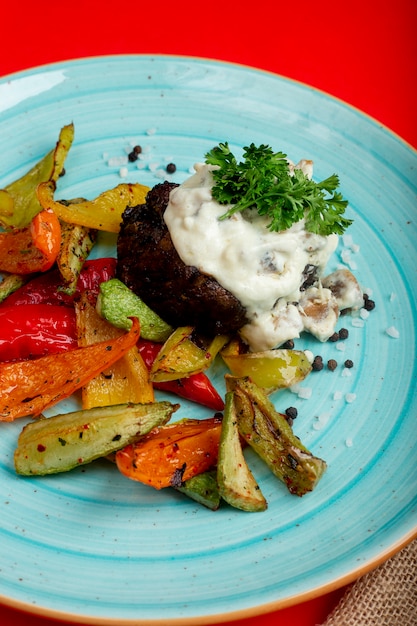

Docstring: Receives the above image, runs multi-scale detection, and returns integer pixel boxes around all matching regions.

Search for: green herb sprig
[205,142,352,236]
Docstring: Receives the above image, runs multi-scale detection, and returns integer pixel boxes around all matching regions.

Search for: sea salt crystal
[119,166,128,178]
[360,308,370,320]
[345,437,353,448]
[304,350,314,363]
[154,169,168,180]
[389,292,397,302]
[341,249,351,264]
[297,387,312,400]
[386,326,400,339]
[318,412,331,425]
[342,234,354,248]
[148,162,160,172]
[340,249,358,271]
[146,127,157,136]
[351,318,365,328]
[336,342,346,352]
[108,155,128,167]
[345,393,356,403]
[342,367,352,378]
[333,390,343,400]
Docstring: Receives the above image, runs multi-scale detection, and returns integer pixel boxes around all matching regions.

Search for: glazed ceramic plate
[0,56,416,625]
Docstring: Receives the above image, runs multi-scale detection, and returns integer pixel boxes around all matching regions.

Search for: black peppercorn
[327,359,338,371]
[363,294,376,311]
[312,355,324,371]
[166,162,176,174]
[128,145,142,162]
[344,359,354,368]
[286,406,298,419]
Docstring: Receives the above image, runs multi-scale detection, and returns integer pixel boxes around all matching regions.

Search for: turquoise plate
[0,56,416,624]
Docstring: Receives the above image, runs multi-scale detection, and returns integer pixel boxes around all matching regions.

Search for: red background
[0,1,416,624]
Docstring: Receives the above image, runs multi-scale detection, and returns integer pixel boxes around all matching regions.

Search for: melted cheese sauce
[164,163,361,351]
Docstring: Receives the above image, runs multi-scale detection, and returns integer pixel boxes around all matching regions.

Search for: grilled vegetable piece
[150,326,228,382]
[0,123,74,229]
[0,317,140,421]
[175,470,221,510]
[138,339,224,411]
[37,180,150,233]
[97,278,173,342]
[221,349,312,394]
[75,293,154,408]
[57,217,97,295]
[115,416,222,490]
[226,376,327,496]
[0,273,29,303]
[0,209,62,274]
[0,304,77,362]
[217,391,267,512]
[14,401,177,476]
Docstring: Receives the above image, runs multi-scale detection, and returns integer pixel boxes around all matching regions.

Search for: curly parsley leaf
[205,142,352,236]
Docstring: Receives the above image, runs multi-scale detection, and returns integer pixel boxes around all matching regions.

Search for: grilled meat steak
[116,181,249,335]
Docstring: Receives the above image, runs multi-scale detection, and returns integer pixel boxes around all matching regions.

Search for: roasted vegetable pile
[1,124,329,512]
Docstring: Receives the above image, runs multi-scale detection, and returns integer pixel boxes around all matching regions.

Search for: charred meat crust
[116,181,249,335]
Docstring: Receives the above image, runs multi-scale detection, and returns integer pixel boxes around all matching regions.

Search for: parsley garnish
[205,142,352,236]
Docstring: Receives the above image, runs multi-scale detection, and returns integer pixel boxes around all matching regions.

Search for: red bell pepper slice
[1,257,117,308]
[0,317,141,421]
[138,338,224,411]
[0,304,77,362]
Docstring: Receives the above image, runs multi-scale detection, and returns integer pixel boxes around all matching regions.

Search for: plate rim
[0,53,416,625]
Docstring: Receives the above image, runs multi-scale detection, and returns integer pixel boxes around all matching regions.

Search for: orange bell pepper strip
[0,317,140,422]
[0,209,61,274]
[115,416,222,490]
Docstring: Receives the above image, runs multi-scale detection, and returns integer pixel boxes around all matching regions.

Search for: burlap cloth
[320,538,417,626]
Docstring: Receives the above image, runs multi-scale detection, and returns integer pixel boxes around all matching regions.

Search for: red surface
[0,1,415,624]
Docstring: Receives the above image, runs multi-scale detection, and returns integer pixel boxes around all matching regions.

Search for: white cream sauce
[164,162,361,351]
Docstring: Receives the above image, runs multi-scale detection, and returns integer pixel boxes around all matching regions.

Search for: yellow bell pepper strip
[0,208,61,274]
[221,348,312,394]
[37,180,150,233]
[75,293,154,408]
[115,416,222,490]
[0,123,74,229]
[0,317,140,422]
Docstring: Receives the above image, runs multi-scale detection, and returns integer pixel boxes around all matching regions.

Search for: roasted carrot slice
[0,318,140,421]
[115,416,222,490]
